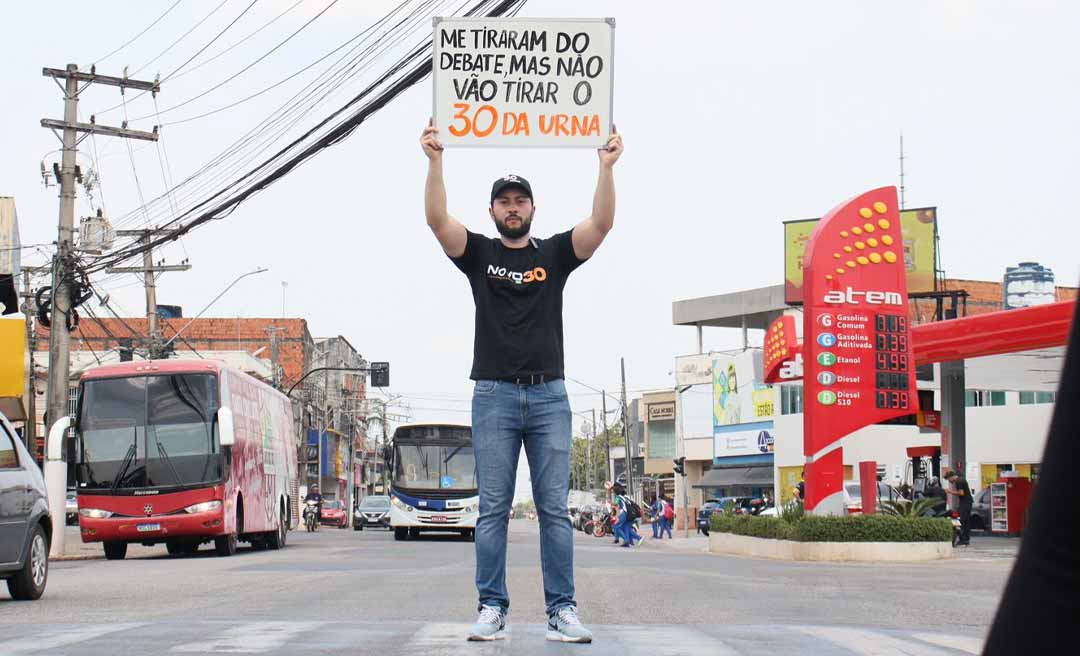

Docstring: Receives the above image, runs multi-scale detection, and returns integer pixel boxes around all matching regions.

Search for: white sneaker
[546,606,593,643]
[467,605,508,641]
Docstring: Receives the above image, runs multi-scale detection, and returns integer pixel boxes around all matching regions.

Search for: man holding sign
[421,118,623,642]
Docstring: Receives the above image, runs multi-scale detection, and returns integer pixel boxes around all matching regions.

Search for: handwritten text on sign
[432,18,614,147]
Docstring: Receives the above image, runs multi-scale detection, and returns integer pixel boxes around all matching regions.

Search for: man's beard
[495,213,532,239]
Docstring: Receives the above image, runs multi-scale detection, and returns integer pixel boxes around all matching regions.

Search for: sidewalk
[638,530,709,553]
[51,526,167,562]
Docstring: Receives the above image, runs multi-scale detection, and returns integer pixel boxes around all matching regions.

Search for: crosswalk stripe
[400,622,486,652]
[911,632,984,654]
[170,621,324,653]
[0,622,145,655]
[615,626,738,656]
[794,626,956,655]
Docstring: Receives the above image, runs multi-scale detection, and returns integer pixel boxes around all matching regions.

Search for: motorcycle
[948,510,962,546]
[933,507,962,546]
[591,508,615,538]
[303,500,320,532]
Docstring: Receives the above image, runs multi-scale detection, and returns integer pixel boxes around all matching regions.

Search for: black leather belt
[498,374,559,385]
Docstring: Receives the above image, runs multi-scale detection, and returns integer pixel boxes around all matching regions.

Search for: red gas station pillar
[859,461,878,514]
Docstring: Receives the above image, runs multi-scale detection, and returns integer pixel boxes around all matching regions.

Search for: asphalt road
[0,521,1011,654]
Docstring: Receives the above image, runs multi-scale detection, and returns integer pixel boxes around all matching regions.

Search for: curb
[51,554,104,562]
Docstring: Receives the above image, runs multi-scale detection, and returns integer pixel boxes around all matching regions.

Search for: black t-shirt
[450,229,586,380]
[955,478,973,507]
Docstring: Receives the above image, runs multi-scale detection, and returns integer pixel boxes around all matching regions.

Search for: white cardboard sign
[432,17,614,147]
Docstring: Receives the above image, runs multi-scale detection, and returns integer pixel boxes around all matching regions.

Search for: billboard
[674,353,713,386]
[712,351,776,458]
[785,207,937,304]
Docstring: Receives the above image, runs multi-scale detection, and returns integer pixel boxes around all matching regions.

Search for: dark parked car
[1,411,51,600]
[354,496,391,531]
[972,488,991,531]
[65,490,78,526]
[697,497,754,534]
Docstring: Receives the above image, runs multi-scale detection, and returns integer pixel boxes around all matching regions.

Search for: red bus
[71,360,297,559]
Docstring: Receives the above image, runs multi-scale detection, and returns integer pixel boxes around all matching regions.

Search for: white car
[842,481,903,514]
[759,506,779,517]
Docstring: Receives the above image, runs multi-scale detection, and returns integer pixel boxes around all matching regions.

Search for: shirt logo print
[486,264,547,285]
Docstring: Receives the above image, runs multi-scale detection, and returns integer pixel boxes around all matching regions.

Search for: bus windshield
[77,374,221,492]
[394,443,476,491]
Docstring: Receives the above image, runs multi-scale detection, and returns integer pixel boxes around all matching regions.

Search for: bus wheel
[215,533,238,557]
[267,509,287,550]
[394,527,408,541]
[408,528,420,539]
[462,530,475,542]
[103,541,127,560]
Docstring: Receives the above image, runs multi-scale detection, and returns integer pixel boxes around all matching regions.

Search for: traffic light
[673,457,686,476]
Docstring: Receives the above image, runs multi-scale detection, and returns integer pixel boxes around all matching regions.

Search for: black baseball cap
[490,174,533,203]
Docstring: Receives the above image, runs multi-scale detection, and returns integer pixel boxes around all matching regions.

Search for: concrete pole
[941,360,967,506]
[142,234,158,357]
[620,357,634,499]
[21,269,37,452]
[45,64,79,461]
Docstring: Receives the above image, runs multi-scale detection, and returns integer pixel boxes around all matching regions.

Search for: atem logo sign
[487,264,548,285]
[822,287,903,306]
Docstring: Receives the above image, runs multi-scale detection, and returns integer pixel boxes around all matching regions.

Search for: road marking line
[1,623,145,655]
[794,626,955,655]
[615,626,738,655]
[171,621,323,653]
[401,622,486,651]
[912,632,984,654]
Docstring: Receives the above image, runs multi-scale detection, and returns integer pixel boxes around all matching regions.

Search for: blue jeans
[472,379,575,616]
[651,515,660,538]
[659,516,672,539]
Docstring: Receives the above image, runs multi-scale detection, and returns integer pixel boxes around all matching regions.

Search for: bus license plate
[430,516,447,523]
[137,523,161,533]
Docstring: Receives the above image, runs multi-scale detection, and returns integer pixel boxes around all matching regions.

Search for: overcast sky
[4,1,1078,498]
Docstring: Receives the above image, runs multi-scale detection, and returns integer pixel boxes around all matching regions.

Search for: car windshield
[359,498,389,509]
[324,500,342,510]
[77,374,221,491]
[394,442,477,490]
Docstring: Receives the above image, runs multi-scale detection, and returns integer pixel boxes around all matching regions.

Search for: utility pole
[266,326,283,388]
[107,229,190,359]
[620,357,634,499]
[41,64,159,455]
[589,408,596,494]
[601,391,611,483]
[19,268,45,453]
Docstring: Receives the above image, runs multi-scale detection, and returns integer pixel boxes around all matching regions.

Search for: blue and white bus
[388,424,478,541]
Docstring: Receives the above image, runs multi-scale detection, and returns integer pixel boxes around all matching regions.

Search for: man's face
[490,188,534,239]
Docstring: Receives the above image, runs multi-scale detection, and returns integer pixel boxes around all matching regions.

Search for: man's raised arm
[572,127,624,260]
[421,120,467,258]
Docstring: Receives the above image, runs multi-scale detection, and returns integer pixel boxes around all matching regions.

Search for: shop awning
[693,465,774,488]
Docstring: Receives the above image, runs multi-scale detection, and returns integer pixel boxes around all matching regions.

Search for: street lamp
[160,267,269,351]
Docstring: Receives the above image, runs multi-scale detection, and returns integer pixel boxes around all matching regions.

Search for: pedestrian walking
[657,495,674,539]
[611,482,641,548]
[946,470,973,546]
[649,495,663,539]
[421,119,623,644]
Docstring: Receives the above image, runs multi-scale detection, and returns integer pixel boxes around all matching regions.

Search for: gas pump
[904,446,941,499]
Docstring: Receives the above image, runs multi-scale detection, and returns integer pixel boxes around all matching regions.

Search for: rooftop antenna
[899,132,907,210]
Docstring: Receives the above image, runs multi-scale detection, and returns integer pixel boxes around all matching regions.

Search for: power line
[90,0,526,274]
[97,0,477,244]
[89,0,184,67]
[168,0,308,82]
[130,0,342,122]
[131,0,232,78]
[107,0,437,230]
